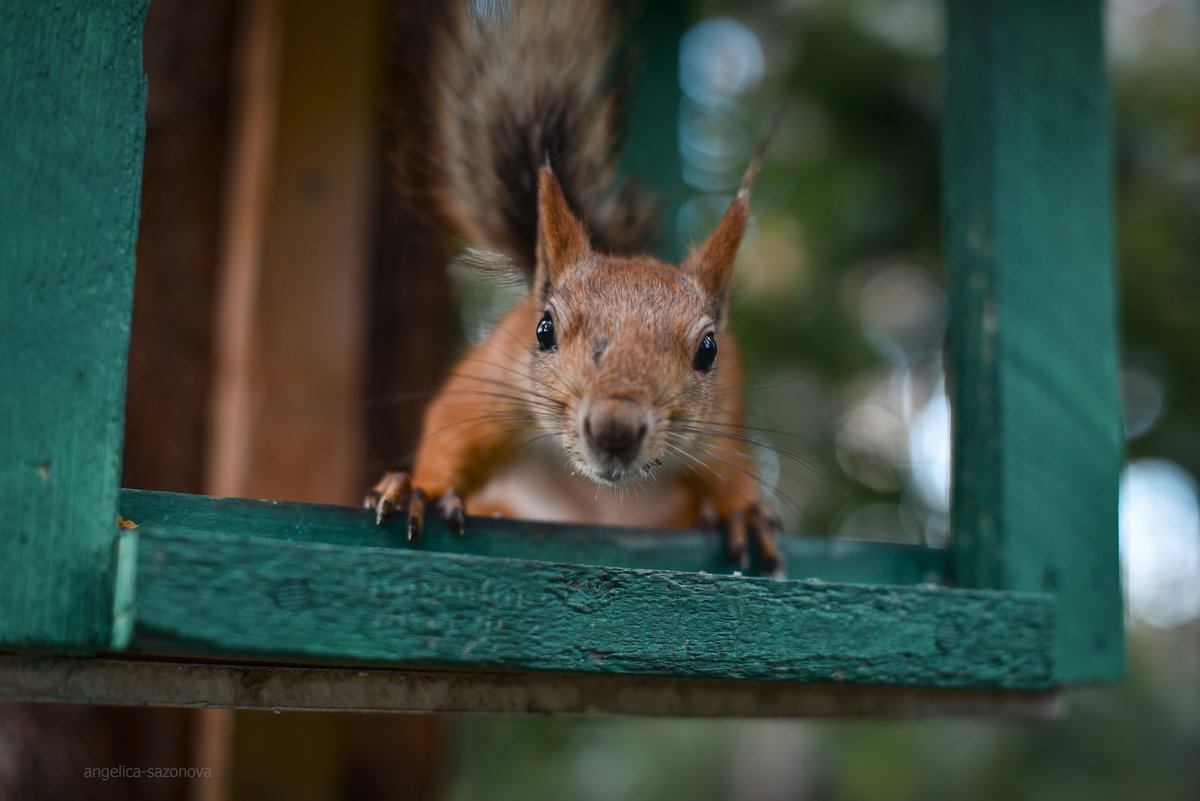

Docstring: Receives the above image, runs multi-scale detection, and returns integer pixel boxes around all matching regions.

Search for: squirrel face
[529,258,721,486]
[527,167,749,488]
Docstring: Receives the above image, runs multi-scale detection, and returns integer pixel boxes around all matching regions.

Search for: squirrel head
[528,166,749,487]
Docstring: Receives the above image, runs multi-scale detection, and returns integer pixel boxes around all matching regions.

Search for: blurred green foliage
[721,1,946,536]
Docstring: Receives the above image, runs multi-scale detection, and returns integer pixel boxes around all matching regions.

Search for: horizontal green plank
[124,527,1055,689]
[119,489,946,584]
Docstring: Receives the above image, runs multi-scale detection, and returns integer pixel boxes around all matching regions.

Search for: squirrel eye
[536,311,557,351]
[693,332,717,372]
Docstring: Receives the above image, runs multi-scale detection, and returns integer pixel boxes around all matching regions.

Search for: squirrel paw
[701,498,786,579]
[363,471,466,542]
[436,488,466,533]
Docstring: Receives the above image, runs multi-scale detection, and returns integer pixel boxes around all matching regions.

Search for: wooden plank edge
[118,488,947,583]
[0,654,1067,720]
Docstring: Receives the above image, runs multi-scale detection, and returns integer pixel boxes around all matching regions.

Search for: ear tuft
[536,167,590,293]
[686,194,749,312]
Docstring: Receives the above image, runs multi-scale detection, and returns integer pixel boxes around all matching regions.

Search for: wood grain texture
[0,655,1067,719]
[248,0,384,506]
[124,524,1055,689]
[120,489,947,583]
[943,0,1123,682]
[205,0,281,500]
[209,0,383,505]
[0,0,148,649]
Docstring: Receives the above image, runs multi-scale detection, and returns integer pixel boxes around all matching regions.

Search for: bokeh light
[1120,459,1200,628]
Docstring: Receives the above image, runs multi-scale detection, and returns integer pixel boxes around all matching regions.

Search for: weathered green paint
[125,526,1055,689]
[0,1,149,649]
[120,489,947,584]
[943,0,1123,682]
[110,527,139,650]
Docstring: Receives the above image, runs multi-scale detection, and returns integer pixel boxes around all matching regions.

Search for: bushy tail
[392,0,657,273]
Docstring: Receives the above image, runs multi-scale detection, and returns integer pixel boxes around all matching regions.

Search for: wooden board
[113,507,1056,690]
[943,0,1123,682]
[0,0,149,650]
[208,0,382,505]
[0,655,1066,719]
[120,488,947,584]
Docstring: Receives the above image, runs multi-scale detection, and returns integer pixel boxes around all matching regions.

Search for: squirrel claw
[724,510,750,572]
[406,488,427,542]
[438,489,466,534]
[750,504,785,579]
[374,496,391,527]
[706,498,785,579]
[365,470,411,526]
[701,497,748,568]
[363,472,467,542]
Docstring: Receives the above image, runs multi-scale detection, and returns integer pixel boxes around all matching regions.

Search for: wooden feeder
[0,0,1121,718]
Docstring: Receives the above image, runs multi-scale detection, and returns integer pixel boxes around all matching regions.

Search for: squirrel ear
[686,194,749,313]
[536,166,590,295]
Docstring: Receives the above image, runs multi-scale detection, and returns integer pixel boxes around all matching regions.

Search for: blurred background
[2,0,1194,799]
[442,1,1198,798]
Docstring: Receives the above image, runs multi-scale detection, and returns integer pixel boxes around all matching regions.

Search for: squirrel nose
[583,398,649,466]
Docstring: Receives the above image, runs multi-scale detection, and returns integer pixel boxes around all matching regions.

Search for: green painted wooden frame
[943,0,1123,683]
[0,0,1121,713]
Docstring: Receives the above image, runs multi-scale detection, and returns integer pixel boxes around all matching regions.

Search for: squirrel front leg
[366,302,535,539]
[683,338,785,577]
[687,436,784,578]
[365,365,527,539]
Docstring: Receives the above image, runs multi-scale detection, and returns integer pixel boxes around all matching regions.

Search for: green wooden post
[620,0,688,262]
[0,1,149,649]
[943,0,1123,682]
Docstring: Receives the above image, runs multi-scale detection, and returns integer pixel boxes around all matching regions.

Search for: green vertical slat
[0,2,148,649]
[620,0,687,263]
[944,0,1123,682]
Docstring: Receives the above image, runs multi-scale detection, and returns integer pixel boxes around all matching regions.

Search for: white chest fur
[466,437,692,528]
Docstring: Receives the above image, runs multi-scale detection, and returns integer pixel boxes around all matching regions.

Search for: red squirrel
[366,0,783,574]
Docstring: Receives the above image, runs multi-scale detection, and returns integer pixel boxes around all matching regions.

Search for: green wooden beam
[0,1,149,649]
[943,0,1123,682]
[118,522,1055,689]
[120,489,946,584]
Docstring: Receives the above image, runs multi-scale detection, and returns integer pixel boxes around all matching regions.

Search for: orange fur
[410,169,764,530]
